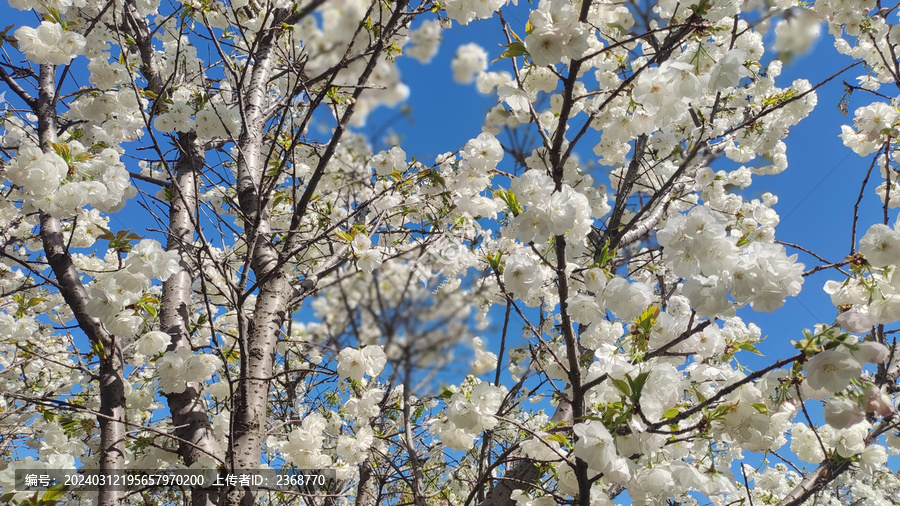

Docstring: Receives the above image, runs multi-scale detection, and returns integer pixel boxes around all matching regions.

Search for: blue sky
[383,9,900,484]
[385,10,894,364]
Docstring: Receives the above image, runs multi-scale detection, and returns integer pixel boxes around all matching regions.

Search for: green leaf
[98,227,115,240]
[690,0,710,16]
[138,303,157,319]
[492,42,527,63]
[707,403,736,421]
[90,339,106,359]
[0,24,14,49]
[493,189,523,216]
[596,240,616,268]
[546,433,570,446]
[694,384,707,404]
[224,348,240,364]
[272,191,289,208]
[543,419,567,430]
[751,403,769,415]
[485,252,503,273]
[50,142,73,165]
[42,483,67,503]
[635,308,658,335]
[426,168,447,188]
[661,407,680,419]
[44,7,64,26]
[437,387,454,400]
[735,341,763,356]
[628,371,651,401]
[72,152,94,163]
[611,378,631,397]
[97,228,143,252]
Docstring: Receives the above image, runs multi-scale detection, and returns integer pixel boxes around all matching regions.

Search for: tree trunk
[225,17,287,505]
[160,133,224,506]
[36,64,126,506]
[479,401,573,506]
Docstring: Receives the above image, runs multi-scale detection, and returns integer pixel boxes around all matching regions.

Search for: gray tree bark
[36,63,126,506]
[160,133,225,506]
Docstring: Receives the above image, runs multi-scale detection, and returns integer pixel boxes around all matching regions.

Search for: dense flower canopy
[0,0,899,504]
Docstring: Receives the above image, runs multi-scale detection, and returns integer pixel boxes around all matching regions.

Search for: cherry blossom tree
[0,0,898,504]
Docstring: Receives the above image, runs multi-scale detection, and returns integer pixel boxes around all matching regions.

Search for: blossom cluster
[15,22,85,66]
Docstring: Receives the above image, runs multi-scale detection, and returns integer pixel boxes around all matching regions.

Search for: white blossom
[804,349,862,392]
[451,43,488,83]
